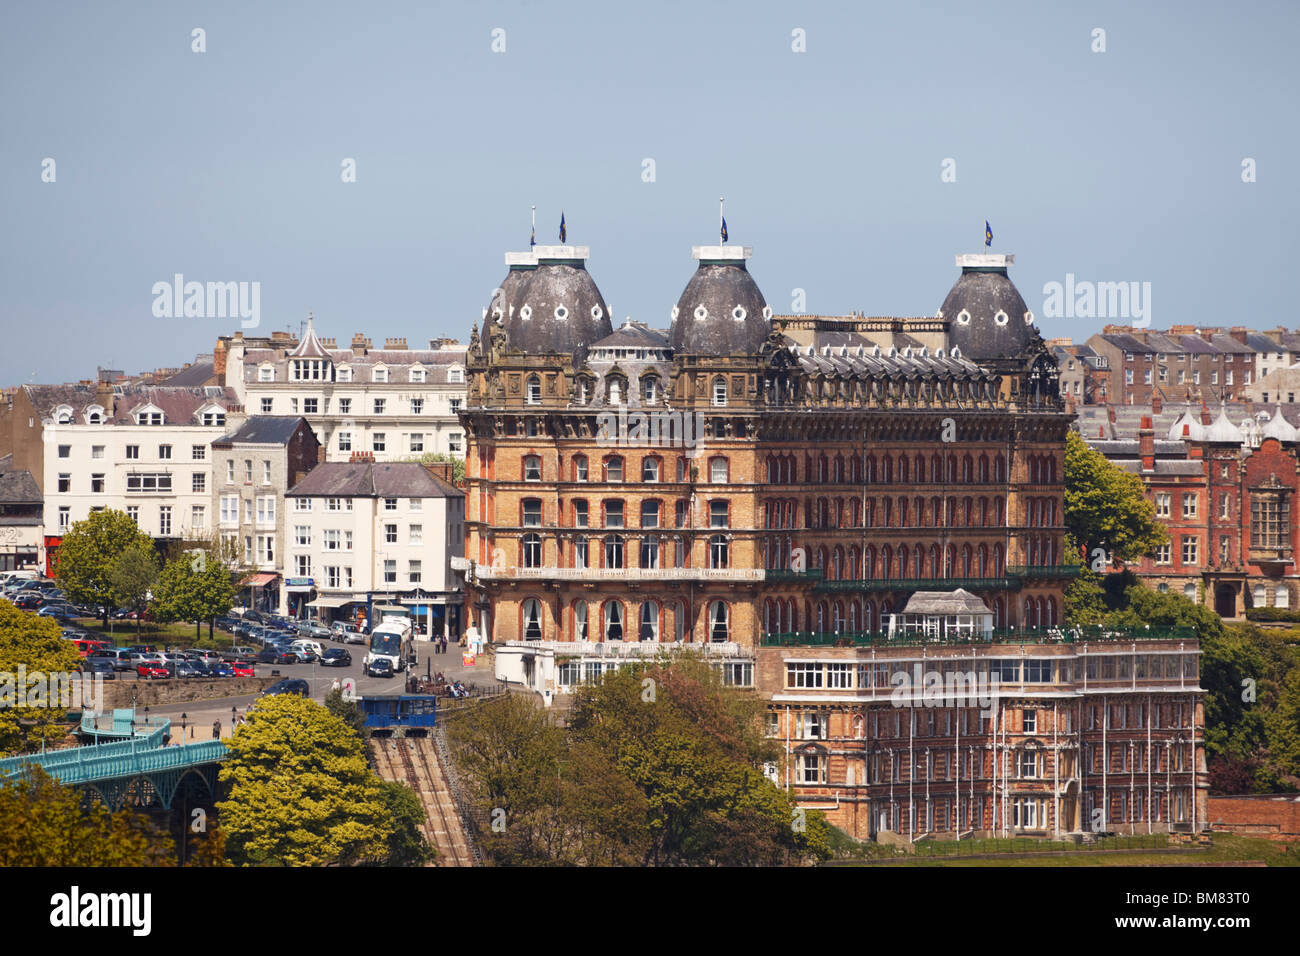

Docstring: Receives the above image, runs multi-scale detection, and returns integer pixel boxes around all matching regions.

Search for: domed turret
[1261,406,1300,444]
[941,254,1039,361]
[486,251,537,327]
[669,245,771,355]
[502,246,613,364]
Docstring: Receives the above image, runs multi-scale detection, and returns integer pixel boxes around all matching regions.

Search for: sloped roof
[212,416,310,446]
[159,361,216,387]
[0,467,41,504]
[286,462,457,498]
[902,589,990,616]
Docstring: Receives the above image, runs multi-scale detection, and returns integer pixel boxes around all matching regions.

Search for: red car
[231,661,254,678]
[136,663,169,680]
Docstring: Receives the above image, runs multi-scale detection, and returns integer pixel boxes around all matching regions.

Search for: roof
[0,467,41,505]
[212,416,310,447]
[1176,334,1221,355]
[1209,334,1255,355]
[286,462,459,498]
[1098,333,1157,353]
[670,259,771,355]
[901,589,991,616]
[940,259,1039,361]
[159,361,216,387]
[289,317,331,359]
[591,322,671,350]
[23,384,236,425]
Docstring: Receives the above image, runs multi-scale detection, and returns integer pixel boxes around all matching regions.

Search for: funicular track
[371,734,472,866]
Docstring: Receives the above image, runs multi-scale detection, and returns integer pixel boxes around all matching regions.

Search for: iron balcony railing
[759,625,1198,648]
[813,577,1015,592]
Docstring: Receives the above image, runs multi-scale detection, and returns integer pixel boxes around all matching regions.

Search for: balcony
[1006,565,1082,580]
[471,566,765,583]
[813,577,1014,592]
[759,625,1197,647]
[764,568,825,583]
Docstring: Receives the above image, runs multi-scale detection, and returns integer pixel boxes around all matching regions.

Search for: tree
[1064,430,1167,566]
[374,779,434,866]
[151,549,236,641]
[53,509,155,624]
[325,687,368,740]
[403,452,465,483]
[217,694,394,866]
[109,540,159,637]
[0,766,174,865]
[0,601,84,755]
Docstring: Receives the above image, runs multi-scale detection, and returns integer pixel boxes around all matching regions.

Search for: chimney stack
[351,333,369,356]
[348,450,375,463]
[1139,415,1155,471]
[1152,393,1162,414]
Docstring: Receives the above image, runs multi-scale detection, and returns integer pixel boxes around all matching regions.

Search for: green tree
[217,694,394,866]
[0,601,84,755]
[108,539,159,637]
[53,509,155,624]
[0,766,174,865]
[325,687,368,740]
[374,779,435,866]
[1064,430,1167,566]
[151,549,236,641]
[401,452,465,483]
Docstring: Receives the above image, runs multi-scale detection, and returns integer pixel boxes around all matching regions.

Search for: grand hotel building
[464,238,1207,840]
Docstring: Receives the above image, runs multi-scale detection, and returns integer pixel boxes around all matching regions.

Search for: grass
[834,832,1300,867]
[73,618,233,649]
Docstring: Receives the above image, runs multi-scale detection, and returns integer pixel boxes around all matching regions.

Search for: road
[99,639,497,741]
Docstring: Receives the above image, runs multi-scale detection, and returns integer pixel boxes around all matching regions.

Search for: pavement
[139,640,497,741]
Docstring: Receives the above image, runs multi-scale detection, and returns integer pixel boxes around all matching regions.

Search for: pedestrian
[212,719,221,739]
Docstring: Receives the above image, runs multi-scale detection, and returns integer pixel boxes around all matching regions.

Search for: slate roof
[212,416,309,447]
[0,467,41,504]
[286,462,457,498]
[902,589,990,616]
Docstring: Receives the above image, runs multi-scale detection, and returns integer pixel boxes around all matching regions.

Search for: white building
[29,385,238,542]
[285,457,465,638]
[216,318,468,464]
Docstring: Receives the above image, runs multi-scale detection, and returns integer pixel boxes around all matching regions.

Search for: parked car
[221,645,258,662]
[12,593,44,611]
[297,622,332,640]
[231,661,255,678]
[256,646,298,665]
[320,648,352,667]
[136,663,169,679]
[339,627,366,645]
[127,644,157,654]
[128,652,164,668]
[262,678,310,698]
[175,661,205,679]
[81,658,116,680]
[365,657,394,678]
[37,605,79,622]
[290,640,323,661]
[91,648,135,672]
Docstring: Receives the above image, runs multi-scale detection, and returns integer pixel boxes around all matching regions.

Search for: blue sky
[1,0,1295,384]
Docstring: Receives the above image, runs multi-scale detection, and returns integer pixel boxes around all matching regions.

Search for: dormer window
[202,410,226,427]
[643,377,658,406]
[86,405,104,425]
[448,367,464,384]
[290,359,330,382]
[576,379,591,405]
[336,366,352,383]
[258,364,275,382]
[55,406,73,425]
[373,366,389,383]
[410,367,426,383]
[607,377,625,405]
[135,407,164,426]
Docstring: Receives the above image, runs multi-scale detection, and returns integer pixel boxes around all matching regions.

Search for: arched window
[1277,586,1291,610]
[604,601,624,641]
[915,454,926,482]
[709,602,730,642]
[832,602,844,632]
[710,457,729,484]
[574,600,589,642]
[573,455,588,482]
[526,375,541,405]
[995,454,1007,482]
[522,598,543,641]
[522,533,542,568]
[674,600,687,641]
[642,377,658,406]
[604,534,625,568]
[523,455,542,481]
[1253,583,1267,607]
[640,601,660,642]
[604,456,624,482]
[898,544,910,578]
[712,377,728,407]
[978,455,989,483]
[849,601,859,631]
[709,534,729,569]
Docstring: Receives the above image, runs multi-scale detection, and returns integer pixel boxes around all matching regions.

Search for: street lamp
[232,706,238,732]
[181,712,188,741]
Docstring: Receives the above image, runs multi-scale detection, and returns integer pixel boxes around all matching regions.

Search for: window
[800,753,826,785]
[409,524,422,545]
[225,460,234,483]
[338,431,352,452]
[1154,543,1171,565]
[125,474,173,492]
[159,506,172,536]
[605,457,623,482]
[449,398,462,415]
[642,457,660,482]
[574,456,588,482]
[603,602,624,641]
[572,500,588,528]
[374,368,389,384]
[709,534,729,569]
[408,560,422,583]
[57,473,70,493]
[384,497,398,511]
[522,533,542,568]
[604,534,625,569]
[385,523,398,545]
[263,461,272,484]
[449,433,463,455]
[244,460,253,482]
[1182,493,1198,519]
[449,367,464,384]
[1219,495,1230,519]
[220,496,238,525]
[303,398,318,415]
[1251,493,1290,550]
[410,367,426,384]
[709,500,729,528]
[324,566,340,588]
[294,525,311,547]
[709,601,729,642]
[373,433,386,452]
[295,555,312,576]
[260,397,273,413]
[337,398,351,415]
[373,398,386,414]
[383,560,396,584]
[1125,369,1133,385]
[244,536,253,564]
[125,445,138,460]
[192,473,205,493]
[1182,536,1199,566]
[89,444,105,460]
[1019,750,1037,778]
[256,496,276,526]
[58,507,70,530]
[526,376,541,405]
[710,457,728,484]
[410,398,424,416]
[406,432,424,453]
[605,501,624,529]
[1023,709,1037,734]
[712,378,727,407]
[643,378,658,405]
[640,500,660,528]
[126,505,139,525]
[290,398,299,414]
[524,456,542,481]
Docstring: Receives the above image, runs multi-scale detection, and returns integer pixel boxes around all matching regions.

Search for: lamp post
[181,712,188,741]
[232,705,238,733]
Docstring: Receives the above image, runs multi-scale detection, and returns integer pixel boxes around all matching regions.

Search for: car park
[338,626,366,645]
[262,678,310,698]
[91,648,134,671]
[290,640,323,661]
[136,663,169,680]
[297,622,332,640]
[231,661,255,678]
[174,661,205,679]
[320,648,352,667]
[256,646,298,665]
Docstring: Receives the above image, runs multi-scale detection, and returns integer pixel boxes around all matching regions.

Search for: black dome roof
[941,255,1039,361]
[502,251,613,364]
[669,253,771,355]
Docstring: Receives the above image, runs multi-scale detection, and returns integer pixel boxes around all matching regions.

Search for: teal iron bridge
[0,709,228,811]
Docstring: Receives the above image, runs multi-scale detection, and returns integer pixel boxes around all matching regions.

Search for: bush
[1244,607,1300,623]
